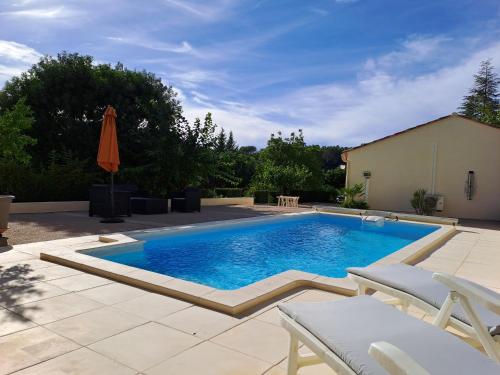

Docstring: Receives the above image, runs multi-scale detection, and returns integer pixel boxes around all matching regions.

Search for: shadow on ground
[0,263,43,319]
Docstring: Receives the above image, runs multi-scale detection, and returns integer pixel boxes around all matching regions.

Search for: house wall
[344,116,500,220]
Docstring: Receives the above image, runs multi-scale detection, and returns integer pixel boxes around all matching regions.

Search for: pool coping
[39,211,456,315]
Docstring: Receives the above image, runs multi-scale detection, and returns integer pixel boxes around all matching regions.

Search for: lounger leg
[432,292,455,329]
[399,300,409,313]
[459,296,500,363]
[287,334,299,375]
[358,285,367,296]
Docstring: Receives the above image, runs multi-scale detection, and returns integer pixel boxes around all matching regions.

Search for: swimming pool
[85,213,438,290]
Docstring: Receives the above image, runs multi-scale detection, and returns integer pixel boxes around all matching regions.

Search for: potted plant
[0,195,15,246]
[410,189,437,216]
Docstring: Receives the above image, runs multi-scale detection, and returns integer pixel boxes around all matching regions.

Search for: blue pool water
[86,213,438,290]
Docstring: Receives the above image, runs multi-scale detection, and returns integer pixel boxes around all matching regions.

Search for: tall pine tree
[459,59,500,126]
[226,131,237,151]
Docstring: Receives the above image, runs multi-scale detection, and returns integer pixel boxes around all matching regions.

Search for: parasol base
[100,217,124,224]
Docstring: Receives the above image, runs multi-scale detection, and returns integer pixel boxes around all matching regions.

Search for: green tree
[324,167,346,191]
[215,128,227,152]
[226,131,237,151]
[0,52,185,196]
[251,130,323,194]
[239,145,257,154]
[459,59,500,125]
[0,98,36,164]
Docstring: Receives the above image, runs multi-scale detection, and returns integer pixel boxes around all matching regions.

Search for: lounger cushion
[347,264,499,335]
[279,296,499,375]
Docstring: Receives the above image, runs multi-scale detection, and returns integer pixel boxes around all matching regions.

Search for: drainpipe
[364,177,370,202]
[431,143,437,194]
[341,152,349,187]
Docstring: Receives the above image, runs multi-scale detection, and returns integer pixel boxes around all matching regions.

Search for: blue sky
[1,0,499,147]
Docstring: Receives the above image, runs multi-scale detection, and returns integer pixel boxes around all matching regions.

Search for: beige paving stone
[157,306,240,339]
[2,265,82,288]
[0,308,36,336]
[474,239,500,248]
[455,262,500,289]
[281,270,318,281]
[0,281,68,308]
[417,257,463,274]
[162,278,215,297]
[124,268,174,285]
[83,258,139,275]
[113,293,192,321]
[449,231,480,241]
[89,322,201,371]
[204,287,264,307]
[12,347,136,375]
[10,293,104,325]
[249,275,294,292]
[1,258,54,271]
[211,318,290,364]
[465,246,500,264]
[0,263,47,289]
[44,305,147,345]
[145,341,271,375]
[273,358,336,375]
[46,273,114,292]
[0,250,34,264]
[0,326,79,374]
[428,244,472,262]
[287,290,345,303]
[254,307,282,327]
[264,366,287,375]
[76,282,147,305]
[276,347,337,374]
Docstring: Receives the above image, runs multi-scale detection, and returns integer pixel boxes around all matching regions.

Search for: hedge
[201,188,245,198]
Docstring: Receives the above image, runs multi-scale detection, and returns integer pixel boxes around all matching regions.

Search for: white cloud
[182,40,500,147]
[170,69,228,89]
[0,40,42,86]
[107,37,194,54]
[0,40,42,63]
[162,0,237,21]
[364,35,450,72]
[0,6,79,19]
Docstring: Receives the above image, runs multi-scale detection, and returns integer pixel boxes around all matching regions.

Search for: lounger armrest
[432,273,500,315]
[369,342,430,375]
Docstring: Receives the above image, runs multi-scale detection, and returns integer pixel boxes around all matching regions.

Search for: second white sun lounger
[279,295,499,375]
[347,264,500,361]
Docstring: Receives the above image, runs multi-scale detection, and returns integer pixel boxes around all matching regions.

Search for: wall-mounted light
[465,170,474,200]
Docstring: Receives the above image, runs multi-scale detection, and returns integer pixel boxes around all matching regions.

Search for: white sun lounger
[278,295,500,375]
[347,264,500,361]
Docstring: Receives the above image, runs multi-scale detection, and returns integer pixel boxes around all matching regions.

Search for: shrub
[410,189,437,215]
[0,152,101,202]
[253,190,277,204]
[337,183,368,208]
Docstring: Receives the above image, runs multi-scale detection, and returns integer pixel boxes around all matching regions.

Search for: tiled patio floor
[1,211,499,374]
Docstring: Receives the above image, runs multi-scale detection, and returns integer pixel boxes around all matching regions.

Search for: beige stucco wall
[343,116,500,220]
[11,197,254,214]
[200,197,254,206]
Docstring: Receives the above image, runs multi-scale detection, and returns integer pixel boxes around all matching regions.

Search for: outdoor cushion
[279,296,499,375]
[347,264,499,335]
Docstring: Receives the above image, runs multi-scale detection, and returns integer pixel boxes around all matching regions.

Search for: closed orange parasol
[97,106,123,223]
[97,106,120,173]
